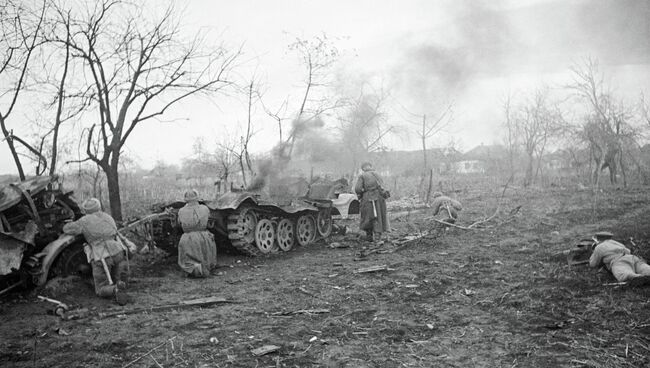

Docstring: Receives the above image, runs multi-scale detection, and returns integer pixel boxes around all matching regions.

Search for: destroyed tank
[0,175,88,296]
[144,178,340,256]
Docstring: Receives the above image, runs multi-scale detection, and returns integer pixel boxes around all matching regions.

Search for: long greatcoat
[354,170,390,234]
[177,202,217,277]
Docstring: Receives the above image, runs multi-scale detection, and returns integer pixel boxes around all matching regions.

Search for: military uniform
[63,201,128,301]
[589,239,650,283]
[177,196,217,277]
[354,165,389,241]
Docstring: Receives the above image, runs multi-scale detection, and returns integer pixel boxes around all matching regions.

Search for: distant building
[455,144,508,174]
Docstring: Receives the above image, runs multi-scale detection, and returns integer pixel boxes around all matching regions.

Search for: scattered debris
[270,308,330,316]
[37,295,69,317]
[298,286,317,297]
[328,242,349,249]
[99,296,235,318]
[64,308,90,320]
[463,289,475,296]
[354,265,394,274]
[251,345,280,356]
[123,337,176,368]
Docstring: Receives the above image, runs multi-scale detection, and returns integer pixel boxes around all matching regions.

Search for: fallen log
[100,296,235,318]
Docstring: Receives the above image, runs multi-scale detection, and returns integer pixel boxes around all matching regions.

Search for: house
[455,144,508,174]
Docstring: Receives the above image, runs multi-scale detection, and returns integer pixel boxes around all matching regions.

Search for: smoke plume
[246,116,328,192]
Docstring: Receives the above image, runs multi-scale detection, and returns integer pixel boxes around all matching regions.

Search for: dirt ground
[2,186,650,368]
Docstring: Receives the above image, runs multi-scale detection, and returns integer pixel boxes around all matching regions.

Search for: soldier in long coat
[354,162,390,242]
[177,190,217,277]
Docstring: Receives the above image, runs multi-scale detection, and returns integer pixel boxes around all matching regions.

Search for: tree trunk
[524,154,534,187]
[1,119,26,180]
[425,168,434,204]
[104,164,123,222]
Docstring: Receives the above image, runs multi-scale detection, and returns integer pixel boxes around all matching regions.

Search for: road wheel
[254,219,276,254]
[316,208,333,238]
[295,214,316,246]
[276,218,295,251]
[227,207,260,256]
[50,242,91,278]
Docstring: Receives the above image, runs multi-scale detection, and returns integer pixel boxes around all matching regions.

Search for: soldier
[430,192,462,223]
[177,189,217,278]
[354,162,390,243]
[63,198,129,305]
[589,231,650,286]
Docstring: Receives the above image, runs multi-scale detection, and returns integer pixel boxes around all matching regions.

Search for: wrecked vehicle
[0,175,88,296]
[140,178,356,256]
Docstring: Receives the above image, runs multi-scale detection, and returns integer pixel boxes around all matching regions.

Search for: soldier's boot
[365,230,373,242]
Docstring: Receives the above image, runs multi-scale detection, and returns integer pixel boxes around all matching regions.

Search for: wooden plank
[99,296,234,318]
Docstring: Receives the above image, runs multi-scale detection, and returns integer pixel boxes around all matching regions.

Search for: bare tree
[51,1,240,221]
[502,92,519,177]
[0,0,46,179]
[569,58,636,187]
[511,88,564,187]
[338,87,393,173]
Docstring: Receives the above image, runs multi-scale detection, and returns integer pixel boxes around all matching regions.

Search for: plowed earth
[2,186,650,367]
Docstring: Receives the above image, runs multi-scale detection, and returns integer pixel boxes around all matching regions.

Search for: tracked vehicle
[0,175,88,296]
[143,178,340,256]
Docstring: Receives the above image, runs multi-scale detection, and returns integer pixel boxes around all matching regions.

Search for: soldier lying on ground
[430,192,462,223]
[588,231,650,287]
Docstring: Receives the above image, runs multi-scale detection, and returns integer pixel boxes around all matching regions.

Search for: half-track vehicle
[142,177,356,256]
[0,175,88,296]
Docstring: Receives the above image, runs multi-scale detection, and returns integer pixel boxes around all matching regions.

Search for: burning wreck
[141,140,358,256]
[0,175,89,296]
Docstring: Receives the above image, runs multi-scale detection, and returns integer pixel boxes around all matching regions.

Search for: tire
[50,241,91,279]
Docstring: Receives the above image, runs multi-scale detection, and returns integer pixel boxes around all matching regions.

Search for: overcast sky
[1,0,649,175]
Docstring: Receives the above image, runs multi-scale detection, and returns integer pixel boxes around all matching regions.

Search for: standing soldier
[63,198,130,305]
[177,189,217,278]
[354,162,390,243]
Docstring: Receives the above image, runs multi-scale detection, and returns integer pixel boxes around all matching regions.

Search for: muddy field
[2,186,650,368]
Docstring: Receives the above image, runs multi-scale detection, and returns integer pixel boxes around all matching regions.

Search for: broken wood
[297,287,316,297]
[100,296,235,318]
[431,218,476,230]
[465,174,515,229]
[123,337,176,368]
[354,265,393,273]
[251,345,280,356]
[603,282,627,287]
[270,308,330,316]
[328,242,349,249]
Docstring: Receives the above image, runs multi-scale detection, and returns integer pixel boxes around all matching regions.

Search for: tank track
[226,205,330,256]
[226,205,262,256]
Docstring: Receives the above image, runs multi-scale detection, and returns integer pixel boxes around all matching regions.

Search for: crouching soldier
[589,232,650,287]
[177,189,217,278]
[63,198,130,305]
[430,192,462,223]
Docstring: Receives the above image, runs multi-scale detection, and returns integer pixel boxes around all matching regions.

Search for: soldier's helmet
[594,231,614,241]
